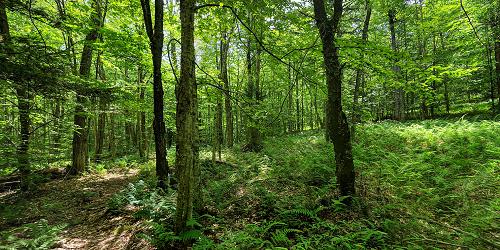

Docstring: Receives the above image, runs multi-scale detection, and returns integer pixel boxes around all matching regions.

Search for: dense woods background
[0,0,499,249]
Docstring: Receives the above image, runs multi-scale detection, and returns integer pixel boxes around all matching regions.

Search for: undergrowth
[110,117,499,249]
[0,219,67,250]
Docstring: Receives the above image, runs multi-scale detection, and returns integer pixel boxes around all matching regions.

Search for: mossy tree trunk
[313,0,356,199]
[175,0,199,237]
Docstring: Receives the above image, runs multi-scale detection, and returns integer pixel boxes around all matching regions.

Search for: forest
[0,0,499,249]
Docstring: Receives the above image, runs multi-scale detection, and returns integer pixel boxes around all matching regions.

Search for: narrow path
[0,169,153,249]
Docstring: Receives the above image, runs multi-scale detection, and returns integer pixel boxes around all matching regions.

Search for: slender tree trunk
[388,9,404,120]
[288,63,293,132]
[53,100,62,156]
[313,0,355,199]
[221,31,233,147]
[245,30,262,152]
[495,41,500,111]
[352,0,371,136]
[440,33,451,114]
[2,1,32,189]
[140,0,168,188]
[94,98,106,162]
[108,112,116,157]
[94,53,107,162]
[295,72,300,131]
[138,66,147,159]
[16,87,31,190]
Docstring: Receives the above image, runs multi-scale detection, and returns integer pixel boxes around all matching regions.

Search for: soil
[0,169,153,250]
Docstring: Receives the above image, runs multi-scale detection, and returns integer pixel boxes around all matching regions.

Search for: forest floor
[1,115,499,249]
[0,168,153,249]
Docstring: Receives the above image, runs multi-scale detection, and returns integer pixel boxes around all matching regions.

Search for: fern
[178,230,203,241]
[0,220,66,250]
[281,207,323,221]
[270,228,302,247]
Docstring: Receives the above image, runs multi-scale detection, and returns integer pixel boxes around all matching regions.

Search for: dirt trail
[0,169,153,250]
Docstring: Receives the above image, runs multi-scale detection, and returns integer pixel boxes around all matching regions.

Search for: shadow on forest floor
[0,169,153,249]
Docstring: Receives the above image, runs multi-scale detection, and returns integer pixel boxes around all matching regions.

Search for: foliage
[107,180,176,221]
[0,219,67,250]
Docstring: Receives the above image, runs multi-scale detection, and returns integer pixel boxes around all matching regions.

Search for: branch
[194,3,323,91]
[460,0,486,48]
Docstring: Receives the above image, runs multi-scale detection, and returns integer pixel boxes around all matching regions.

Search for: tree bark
[352,0,371,136]
[16,87,31,190]
[94,53,107,162]
[221,30,233,148]
[140,0,169,188]
[138,65,147,159]
[313,0,356,199]
[1,0,32,189]
[70,0,104,175]
[388,9,404,120]
[245,30,262,152]
[495,41,500,111]
[175,0,197,237]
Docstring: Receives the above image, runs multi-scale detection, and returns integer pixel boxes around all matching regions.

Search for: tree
[139,0,169,188]
[221,29,233,148]
[175,0,198,236]
[352,0,372,136]
[313,0,355,199]
[69,0,106,175]
[0,0,32,190]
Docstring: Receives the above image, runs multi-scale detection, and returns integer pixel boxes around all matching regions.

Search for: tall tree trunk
[440,33,450,114]
[288,63,293,132]
[295,72,300,131]
[313,0,355,199]
[140,0,168,188]
[94,53,107,162]
[245,30,262,152]
[94,97,106,162]
[1,0,33,189]
[53,99,62,156]
[175,0,197,237]
[496,41,500,111]
[70,0,104,175]
[16,87,31,190]
[388,9,404,120]
[352,0,371,136]
[138,65,147,159]
[221,30,233,147]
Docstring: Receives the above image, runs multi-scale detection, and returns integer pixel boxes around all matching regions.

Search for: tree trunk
[313,0,355,199]
[496,41,500,111]
[175,0,197,237]
[221,30,233,147]
[288,63,293,132]
[140,0,168,188]
[2,0,32,189]
[138,66,147,159]
[94,97,106,162]
[94,54,107,162]
[352,0,371,136]
[53,100,62,156]
[70,0,104,175]
[16,87,31,190]
[245,31,262,152]
[388,9,404,121]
